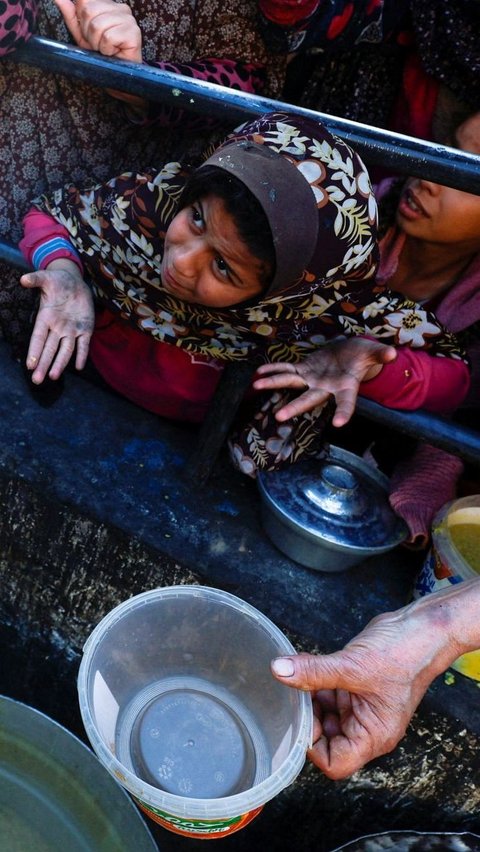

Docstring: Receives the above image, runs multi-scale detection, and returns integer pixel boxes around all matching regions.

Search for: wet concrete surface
[0,339,479,851]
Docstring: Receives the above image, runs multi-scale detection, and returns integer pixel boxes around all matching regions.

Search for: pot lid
[257,445,407,552]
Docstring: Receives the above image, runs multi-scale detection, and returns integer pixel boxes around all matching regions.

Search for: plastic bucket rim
[77,584,313,819]
[82,584,294,654]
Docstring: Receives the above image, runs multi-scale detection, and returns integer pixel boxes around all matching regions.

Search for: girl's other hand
[20,261,95,384]
[54,0,143,63]
[253,337,397,427]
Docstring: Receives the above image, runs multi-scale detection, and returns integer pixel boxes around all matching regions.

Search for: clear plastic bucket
[413,495,480,681]
[77,586,312,839]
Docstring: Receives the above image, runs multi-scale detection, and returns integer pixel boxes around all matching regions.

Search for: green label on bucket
[134,796,263,838]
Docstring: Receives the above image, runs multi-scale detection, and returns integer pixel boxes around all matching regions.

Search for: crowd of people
[1,0,480,782]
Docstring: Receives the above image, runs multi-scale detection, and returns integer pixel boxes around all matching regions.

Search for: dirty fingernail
[272,657,295,677]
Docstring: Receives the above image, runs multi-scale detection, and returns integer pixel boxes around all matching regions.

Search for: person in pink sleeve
[254,110,480,536]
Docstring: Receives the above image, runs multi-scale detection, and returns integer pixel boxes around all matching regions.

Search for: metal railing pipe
[357,399,480,466]
[10,36,480,194]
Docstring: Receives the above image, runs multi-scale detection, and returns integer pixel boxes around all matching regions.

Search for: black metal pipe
[357,398,480,467]
[10,36,480,193]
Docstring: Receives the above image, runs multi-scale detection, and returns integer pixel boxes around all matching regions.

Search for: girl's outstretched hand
[54,0,143,62]
[253,337,397,427]
[20,261,95,384]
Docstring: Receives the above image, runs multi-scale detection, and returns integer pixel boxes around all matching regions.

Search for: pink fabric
[360,347,469,413]
[388,443,464,549]
[0,0,37,57]
[20,209,84,274]
[90,309,223,423]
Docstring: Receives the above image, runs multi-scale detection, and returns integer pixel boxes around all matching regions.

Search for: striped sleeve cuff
[32,237,83,273]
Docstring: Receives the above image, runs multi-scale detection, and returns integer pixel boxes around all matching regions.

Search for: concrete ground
[0,339,479,851]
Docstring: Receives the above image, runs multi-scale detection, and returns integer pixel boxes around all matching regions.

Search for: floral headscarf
[33,111,462,365]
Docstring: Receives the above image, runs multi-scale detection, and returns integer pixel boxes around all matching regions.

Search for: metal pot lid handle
[302,463,369,520]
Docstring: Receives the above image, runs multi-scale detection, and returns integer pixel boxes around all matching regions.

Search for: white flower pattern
[385,309,444,347]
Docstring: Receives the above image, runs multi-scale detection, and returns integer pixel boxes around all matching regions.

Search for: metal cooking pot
[0,695,157,851]
[257,445,407,572]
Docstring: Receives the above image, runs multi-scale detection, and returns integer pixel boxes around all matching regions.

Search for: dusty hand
[20,263,95,383]
[54,0,142,62]
[271,602,453,779]
[253,337,397,427]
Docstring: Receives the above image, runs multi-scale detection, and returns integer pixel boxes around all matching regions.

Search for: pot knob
[302,462,369,519]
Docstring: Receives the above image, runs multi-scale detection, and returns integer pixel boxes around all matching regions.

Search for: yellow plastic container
[413,496,480,682]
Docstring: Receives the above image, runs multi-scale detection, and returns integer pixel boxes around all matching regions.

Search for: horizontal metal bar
[357,398,480,467]
[10,37,480,193]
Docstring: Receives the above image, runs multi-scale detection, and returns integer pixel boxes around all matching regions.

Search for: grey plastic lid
[258,446,407,552]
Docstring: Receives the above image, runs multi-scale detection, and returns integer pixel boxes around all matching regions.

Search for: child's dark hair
[179,165,276,289]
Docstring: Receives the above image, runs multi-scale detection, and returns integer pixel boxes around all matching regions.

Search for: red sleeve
[19,208,83,274]
[360,348,470,414]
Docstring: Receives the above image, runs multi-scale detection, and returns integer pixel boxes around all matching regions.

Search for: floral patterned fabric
[30,112,466,474]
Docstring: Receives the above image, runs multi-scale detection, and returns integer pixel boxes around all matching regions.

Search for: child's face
[161,195,268,308]
[396,113,480,250]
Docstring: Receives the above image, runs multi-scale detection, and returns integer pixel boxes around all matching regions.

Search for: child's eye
[215,255,230,279]
[191,205,204,227]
